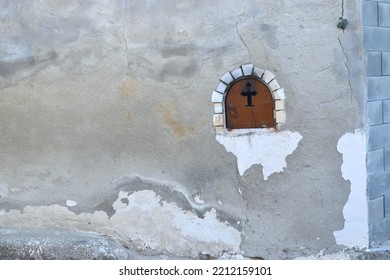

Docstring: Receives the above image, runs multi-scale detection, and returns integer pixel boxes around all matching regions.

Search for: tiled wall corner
[364,1,390,245]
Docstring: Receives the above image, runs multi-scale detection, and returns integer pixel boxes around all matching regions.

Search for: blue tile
[368,123,390,150]
[368,148,384,174]
[379,2,390,27]
[382,52,390,76]
[368,172,390,199]
[369,196,385,222]
[367,100,383,125]
[366,52,382,76]
[363,1,378,26]
[364,26,390,51]
[367,77,390,101]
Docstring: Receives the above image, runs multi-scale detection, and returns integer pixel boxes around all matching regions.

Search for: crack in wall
[235,6,250,63]
[181,56,211,89]
[122,25,130,74]
[235,169,249,253]
[338,1,352,97]
[318,95,344,107]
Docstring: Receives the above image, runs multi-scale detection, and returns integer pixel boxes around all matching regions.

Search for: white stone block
[231,68,244,79]
[241,64,254,76]
[268,79,280,91]
[262,70,276,83]
[211,91,223,102]
[216,82,227,94]
[275,100,285,110]
[273,88,285,100]
[214,103,223,114]
[253,67,265,78]
[220,72,234,84]
[213,114,224,127]
[215,126,224,134]
[275,110,286,124]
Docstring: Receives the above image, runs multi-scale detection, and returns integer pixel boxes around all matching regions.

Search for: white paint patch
[112,191,130,210]
[194,195,204,204]
[333,129,368,248]
[65,200,77,207]
[216,129,302,180]
[110,190,241,257]
[113,175,208,211]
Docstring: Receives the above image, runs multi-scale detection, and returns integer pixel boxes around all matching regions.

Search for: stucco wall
[0,0,366,259]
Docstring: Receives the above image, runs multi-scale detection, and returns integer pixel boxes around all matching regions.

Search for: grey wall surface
[364,0,390,245]
[0,0,366,259]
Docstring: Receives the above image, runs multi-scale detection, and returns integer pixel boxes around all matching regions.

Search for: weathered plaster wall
[0,0,366,259]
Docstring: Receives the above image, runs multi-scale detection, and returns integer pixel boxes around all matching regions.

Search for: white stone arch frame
[211,64,286,134]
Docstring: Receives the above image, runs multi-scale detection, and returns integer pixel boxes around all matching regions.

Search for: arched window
[225,77,275,129]
[211,64,285,134]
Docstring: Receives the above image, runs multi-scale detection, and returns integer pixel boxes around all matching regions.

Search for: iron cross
[240,82,257,107]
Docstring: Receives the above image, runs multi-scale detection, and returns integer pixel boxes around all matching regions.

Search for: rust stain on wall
[154,101,196,139]
[121,109,133,121]
[119,79,141,100]
[118,78,141,121]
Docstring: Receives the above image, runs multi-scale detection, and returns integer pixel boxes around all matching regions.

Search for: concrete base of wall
[2,228,390,260]
[296,248,390,260]
[0,228,138,260]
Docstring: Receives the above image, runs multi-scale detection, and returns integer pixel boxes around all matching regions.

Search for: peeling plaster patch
[112,191,130,211]
[0,189,241,258]
[112,175,208,213]
[110,190,241,257]
[216,129,302,180]
[194,195,204,204]
[0,205,110,230]
[333,130,368,248]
